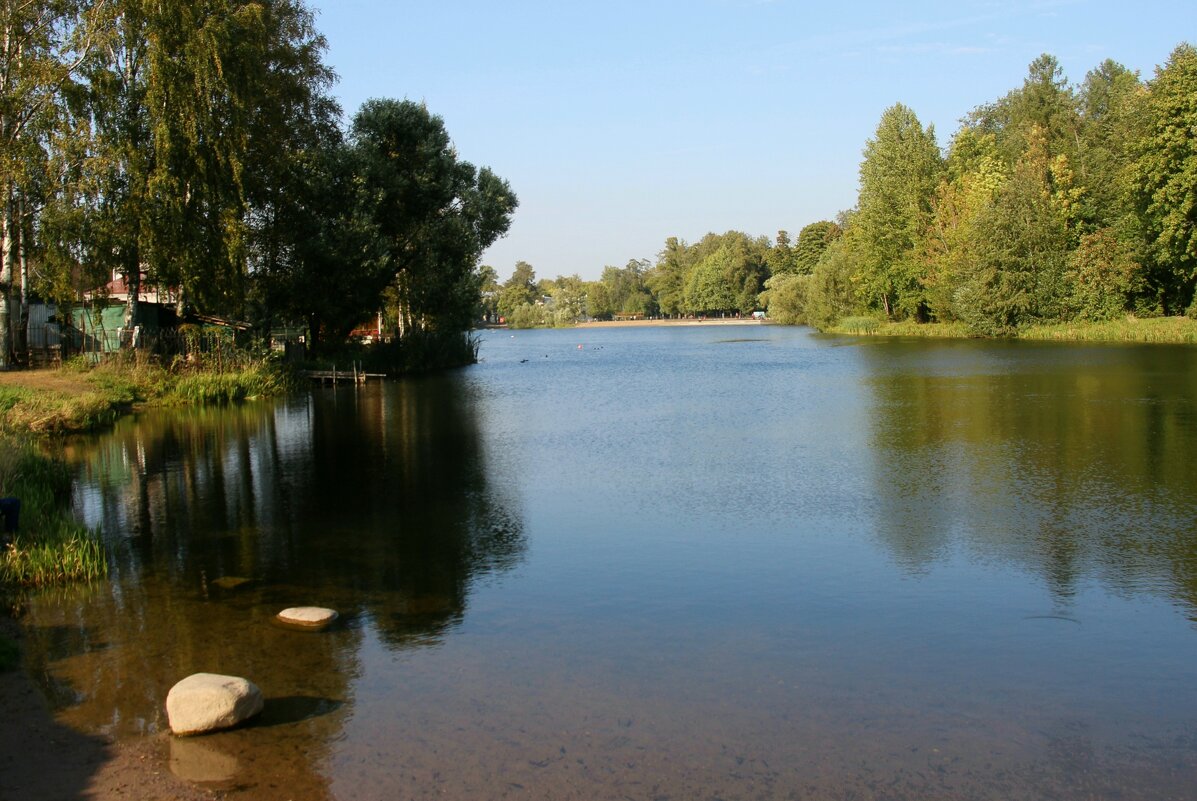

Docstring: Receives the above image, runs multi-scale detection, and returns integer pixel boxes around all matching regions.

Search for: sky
[313,1,1194,281]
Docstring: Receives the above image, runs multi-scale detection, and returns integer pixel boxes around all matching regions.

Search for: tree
[683,245,739,314]
[792,221,840,274]
[545,274,586,325]
[760,271,809,324]
[1130,43,1197,313]
[767,229,796,275]
[954,157,1071,334]
[804,231,863,330]
[585,281,613,320]
[646,236,690,317]
[1,0,103,367]
[854,103,942,319]
[1065,229,1141,320]
[1075,59,1141,234]
[921,128,1006,319]
[496,261,537,320]
[352,99,517,336]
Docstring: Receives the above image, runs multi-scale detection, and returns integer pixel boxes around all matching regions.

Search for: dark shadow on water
[252,695,344,728]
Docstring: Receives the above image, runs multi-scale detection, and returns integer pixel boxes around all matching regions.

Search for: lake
[21,324,1197,800]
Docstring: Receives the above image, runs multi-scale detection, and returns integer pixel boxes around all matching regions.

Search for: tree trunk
[0,196,13,370]
[123,249,141,336]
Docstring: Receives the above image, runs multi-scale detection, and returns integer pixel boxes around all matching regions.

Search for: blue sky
[314,1,1193,281]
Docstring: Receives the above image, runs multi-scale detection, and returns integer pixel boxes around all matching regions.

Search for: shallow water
[20,326,1197,799]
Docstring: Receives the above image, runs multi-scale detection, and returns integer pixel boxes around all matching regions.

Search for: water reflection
[20,375,524,798]
[860,340,1197,613]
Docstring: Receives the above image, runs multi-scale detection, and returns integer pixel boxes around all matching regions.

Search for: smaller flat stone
[276,607,339,629]
[211,576,252,590]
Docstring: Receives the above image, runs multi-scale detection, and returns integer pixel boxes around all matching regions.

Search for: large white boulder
[166,673,264,736]
[276,607,339,630]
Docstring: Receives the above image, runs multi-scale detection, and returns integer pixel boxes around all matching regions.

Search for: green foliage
[0,436,107,588]
[855,103,942,319]
[497,261,539,321]
[684,246,740,313]
[840,316,879,335]
[357,330,480,373]
[1065,229,1142,321]
[507,302,550,329]
[792,221,840,275]
[760,272,809,325]
[1131,43,1197,312]
[954,163,1071,335]
[353,99,517,342]
[804,236,861,330]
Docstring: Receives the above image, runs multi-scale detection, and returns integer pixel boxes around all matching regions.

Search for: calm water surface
[20,325,1197,800]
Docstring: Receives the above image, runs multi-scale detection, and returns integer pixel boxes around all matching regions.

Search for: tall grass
[826,316,1196,343]
[1020,316,1197,343]
[168,361,296,404]
[0,436,107,588]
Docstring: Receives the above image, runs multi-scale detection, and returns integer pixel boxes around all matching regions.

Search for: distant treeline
[498,45,1196,334]
[0,1,516,366]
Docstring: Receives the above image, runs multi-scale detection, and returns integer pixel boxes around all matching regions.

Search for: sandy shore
[0,618,214,801]
[574,318,769,328]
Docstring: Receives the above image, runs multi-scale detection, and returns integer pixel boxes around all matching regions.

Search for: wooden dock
[302,364,386,385]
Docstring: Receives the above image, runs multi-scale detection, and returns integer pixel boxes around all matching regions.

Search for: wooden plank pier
[302,363,386,385]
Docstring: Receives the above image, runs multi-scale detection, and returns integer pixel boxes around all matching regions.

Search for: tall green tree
[646,236,690,317]
[496,260,537,320]
[792,220,840,274]
[855,103,942,319]
[954,152,1071,334]
[352,99,516,337]
[1075,59,1141,233]
[0,0,102,367]
[1130,43,1197,313]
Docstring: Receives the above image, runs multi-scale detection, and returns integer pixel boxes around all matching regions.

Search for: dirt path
[0,369,95,396]
[0,619,215,801]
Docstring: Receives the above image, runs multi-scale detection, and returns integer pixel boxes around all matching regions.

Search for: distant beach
[574,318,770,328]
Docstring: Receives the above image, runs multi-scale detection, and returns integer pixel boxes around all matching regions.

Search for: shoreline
[576,318,769,328]
[0,617,214,800]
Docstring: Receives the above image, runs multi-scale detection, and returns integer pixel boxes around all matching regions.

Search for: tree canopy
[0,0,517,365]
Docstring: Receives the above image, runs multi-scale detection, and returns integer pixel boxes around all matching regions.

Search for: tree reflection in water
[859,339,1197,614]
[19,375,525,799]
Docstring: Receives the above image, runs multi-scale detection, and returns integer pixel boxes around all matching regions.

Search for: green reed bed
[167,361,296,404]
[827,319,972,338]
[0,437,107,589]
[827,316,1196,344]
[1019,316,1197,343]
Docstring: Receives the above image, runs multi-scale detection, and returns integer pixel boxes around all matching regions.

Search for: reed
[833,316,882,335]
[827,316,1196,343]
[1019,316,1197,343]
[0,436,107,589]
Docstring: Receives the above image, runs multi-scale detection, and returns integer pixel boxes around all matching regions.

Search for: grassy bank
[0,435,107,589]
[0,354,296,435]
[0,353,296,598]
[825,316,1197,343]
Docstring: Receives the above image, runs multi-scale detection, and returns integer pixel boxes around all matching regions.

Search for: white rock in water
[166,673,264,736]
[276,607,339,629]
